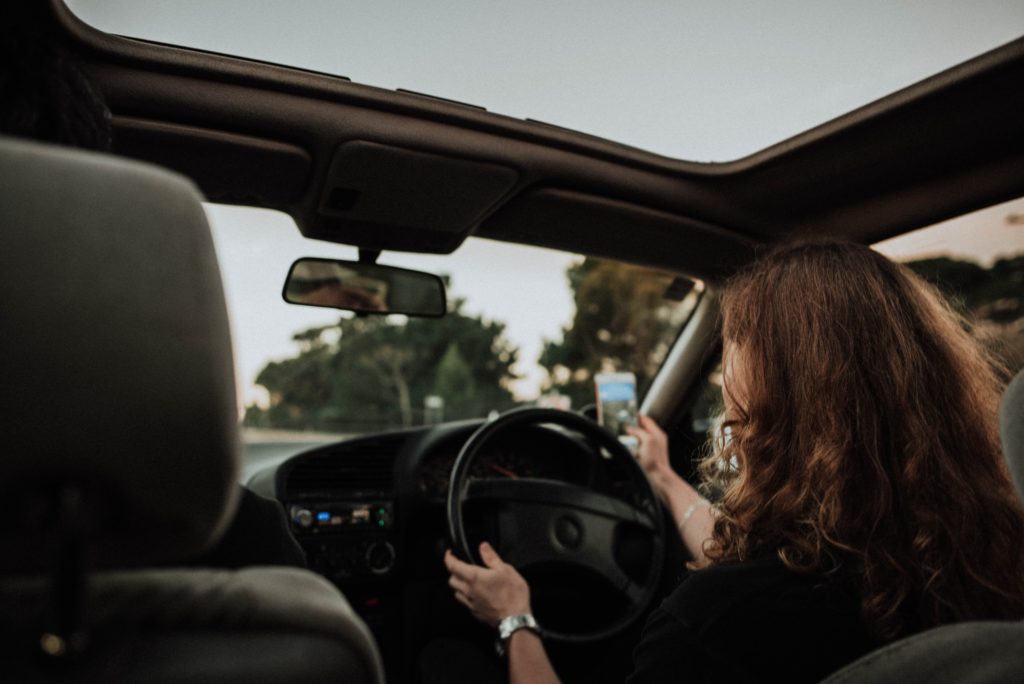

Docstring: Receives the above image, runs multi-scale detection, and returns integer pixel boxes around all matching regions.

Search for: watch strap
[495,614,540,657]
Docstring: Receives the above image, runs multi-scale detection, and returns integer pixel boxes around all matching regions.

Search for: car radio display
[317,504,369,527]
[308,504,391,529]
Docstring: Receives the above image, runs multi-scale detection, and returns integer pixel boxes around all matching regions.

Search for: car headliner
[51,1,1024,283]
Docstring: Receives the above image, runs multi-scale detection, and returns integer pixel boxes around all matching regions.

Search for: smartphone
[594,372,638,440]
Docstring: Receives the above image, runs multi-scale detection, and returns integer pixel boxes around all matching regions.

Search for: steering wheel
[446,407,666,643]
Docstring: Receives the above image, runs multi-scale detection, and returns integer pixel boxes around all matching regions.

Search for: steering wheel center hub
[553,515,584,549]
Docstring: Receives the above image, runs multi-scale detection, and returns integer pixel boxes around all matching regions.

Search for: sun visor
[306,141,518,253]
[479,188,756,282]
[112,117,311,205]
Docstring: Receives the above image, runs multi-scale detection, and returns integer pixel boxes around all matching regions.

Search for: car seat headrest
[1001,369,1024,502]
[0,136,239,570]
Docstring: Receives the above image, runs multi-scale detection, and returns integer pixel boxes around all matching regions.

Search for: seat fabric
[0,567,384,683]
[821,620,1024,683]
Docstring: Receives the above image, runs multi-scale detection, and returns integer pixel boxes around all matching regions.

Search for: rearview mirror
[283,258,446,317]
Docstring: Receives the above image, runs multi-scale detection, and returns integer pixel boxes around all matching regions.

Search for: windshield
[207,205,700,440]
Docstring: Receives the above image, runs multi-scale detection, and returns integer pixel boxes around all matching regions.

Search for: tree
[434,343,477,419]
[244,300,520,432]
[539,258,696,408]
[246,326,334,431]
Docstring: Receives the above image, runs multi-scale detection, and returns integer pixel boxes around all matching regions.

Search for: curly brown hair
[701,240,1024,641]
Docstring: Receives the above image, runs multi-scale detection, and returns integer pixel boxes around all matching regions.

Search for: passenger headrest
[0,136,240,570]
[1001,369,1024,502]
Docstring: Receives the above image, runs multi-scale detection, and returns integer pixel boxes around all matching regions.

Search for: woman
[444,240,1024,683]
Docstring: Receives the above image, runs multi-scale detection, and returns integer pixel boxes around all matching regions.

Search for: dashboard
[245,417,665,683]
[246,419,599,679]
[247,418,596,584]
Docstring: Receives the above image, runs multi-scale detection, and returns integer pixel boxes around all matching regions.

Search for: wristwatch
[495,613,541,657]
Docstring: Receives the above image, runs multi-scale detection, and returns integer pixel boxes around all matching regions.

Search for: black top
[627,555,875,683]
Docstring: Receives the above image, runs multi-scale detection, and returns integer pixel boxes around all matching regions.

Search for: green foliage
[244,300,519,432]
[539,258,694,408]
[434,344,478,418]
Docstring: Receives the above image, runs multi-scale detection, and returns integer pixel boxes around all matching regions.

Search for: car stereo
[289,501,396,580]
[291,502,393,530]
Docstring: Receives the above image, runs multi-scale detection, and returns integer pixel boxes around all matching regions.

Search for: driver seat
[821,369,1024,682]
[0,135,384,683]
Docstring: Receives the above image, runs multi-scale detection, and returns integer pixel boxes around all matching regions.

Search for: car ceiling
[52,2,1024,283]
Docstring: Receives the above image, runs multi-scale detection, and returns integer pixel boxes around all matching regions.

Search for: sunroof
[66,0,1024,162]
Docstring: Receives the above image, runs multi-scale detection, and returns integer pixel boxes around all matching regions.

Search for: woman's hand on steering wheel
[445,542,531,627]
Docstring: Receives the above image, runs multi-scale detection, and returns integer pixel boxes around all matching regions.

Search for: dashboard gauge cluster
[416,439,576,500]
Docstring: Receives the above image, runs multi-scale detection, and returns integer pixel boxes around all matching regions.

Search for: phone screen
[594,372,638,438]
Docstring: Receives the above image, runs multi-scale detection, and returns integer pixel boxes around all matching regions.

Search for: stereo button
[366,541,396,575]
[292,508,313,528]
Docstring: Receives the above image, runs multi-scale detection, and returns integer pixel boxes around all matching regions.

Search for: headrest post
[40,485,91,660]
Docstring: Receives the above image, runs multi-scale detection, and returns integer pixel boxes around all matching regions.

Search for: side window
[875,195,1024,378]
[668,356,724,485]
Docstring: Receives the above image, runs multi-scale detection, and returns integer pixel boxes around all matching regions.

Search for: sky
[65,1,1024,406]
[874,197,1024,267]
[66,0,1024,161]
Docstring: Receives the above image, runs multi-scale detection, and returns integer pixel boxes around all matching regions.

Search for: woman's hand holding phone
[626,415,674,495]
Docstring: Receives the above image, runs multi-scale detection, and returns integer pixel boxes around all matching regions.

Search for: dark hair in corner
[701,240,1024,641]
[0,2,112,150]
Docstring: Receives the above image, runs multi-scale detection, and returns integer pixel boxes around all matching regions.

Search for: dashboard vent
[285,438,399,497]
